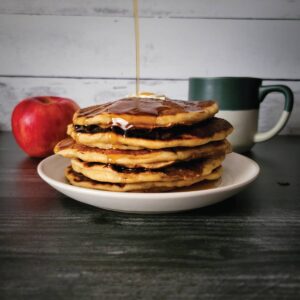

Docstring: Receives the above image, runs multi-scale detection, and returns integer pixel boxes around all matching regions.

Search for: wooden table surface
[0,132,299,299]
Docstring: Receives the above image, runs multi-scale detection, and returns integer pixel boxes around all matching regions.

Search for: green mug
[188,77,294,152]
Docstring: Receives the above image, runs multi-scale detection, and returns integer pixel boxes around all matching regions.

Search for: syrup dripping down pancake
[65,165,223,193]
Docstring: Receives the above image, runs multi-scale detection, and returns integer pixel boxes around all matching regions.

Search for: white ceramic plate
[37,153,259,214]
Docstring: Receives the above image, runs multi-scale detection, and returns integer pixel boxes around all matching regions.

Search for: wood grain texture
[0,133,299,299]
[0,0,299,19]
[0,15,300,79]
[0,77,299,134]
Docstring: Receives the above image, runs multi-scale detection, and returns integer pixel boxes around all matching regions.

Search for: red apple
[11,96,79,157]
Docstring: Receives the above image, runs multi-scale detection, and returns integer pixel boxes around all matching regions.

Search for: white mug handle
[254,85,294,143]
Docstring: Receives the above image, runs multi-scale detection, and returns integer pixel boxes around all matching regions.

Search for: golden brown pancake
[73,97,219,128]
[70,155,225,183]
[65,165,223,192]
[55,138,231,169]
[68,117,233,150]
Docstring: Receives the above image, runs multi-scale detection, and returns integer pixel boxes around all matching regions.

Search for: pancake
[55,138,231,169]
[73,97,219,128]
[65,165,223,192]
[68,117,233,150]
[70,155,225,183]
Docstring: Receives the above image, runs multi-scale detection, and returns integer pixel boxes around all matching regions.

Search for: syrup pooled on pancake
[77,97,215,117]
[73,97,219,128]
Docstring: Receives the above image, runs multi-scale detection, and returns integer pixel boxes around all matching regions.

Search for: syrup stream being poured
[131,0,166,100]
[133,0,140,96]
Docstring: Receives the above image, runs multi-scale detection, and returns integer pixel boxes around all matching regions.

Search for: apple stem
[37,97,52,104]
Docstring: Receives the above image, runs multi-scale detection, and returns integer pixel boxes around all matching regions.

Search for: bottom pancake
[70,155,225,183]
[65,166,223,192]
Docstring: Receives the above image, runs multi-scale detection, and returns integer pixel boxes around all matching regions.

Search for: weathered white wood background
[0,0,299,134]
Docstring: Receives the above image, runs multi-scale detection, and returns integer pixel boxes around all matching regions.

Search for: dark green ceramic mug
[189,77,294,152]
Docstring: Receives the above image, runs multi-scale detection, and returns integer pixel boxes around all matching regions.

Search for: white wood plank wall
[0,0,299,134]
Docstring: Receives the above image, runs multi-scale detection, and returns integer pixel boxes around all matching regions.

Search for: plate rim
[37,152,260,199]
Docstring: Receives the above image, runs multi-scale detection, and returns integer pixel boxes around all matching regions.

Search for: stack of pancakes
[54,97,233,192]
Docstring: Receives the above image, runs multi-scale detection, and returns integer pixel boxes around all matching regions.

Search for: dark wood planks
[0,132,299,299]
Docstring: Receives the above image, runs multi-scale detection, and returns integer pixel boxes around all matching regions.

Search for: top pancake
[73,97,218,129]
